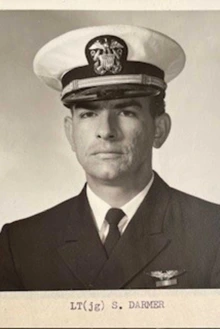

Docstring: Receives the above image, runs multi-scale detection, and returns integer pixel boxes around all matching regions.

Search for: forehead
[73,96,151,110]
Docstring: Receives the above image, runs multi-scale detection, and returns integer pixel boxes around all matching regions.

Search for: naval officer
[0,25,220,290]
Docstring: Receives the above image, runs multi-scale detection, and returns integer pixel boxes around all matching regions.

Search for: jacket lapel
[93,173,172,289]
[58,186,108,289]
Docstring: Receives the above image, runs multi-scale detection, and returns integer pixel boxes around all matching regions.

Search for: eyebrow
[74,99,142,110]
[113,100,142,109]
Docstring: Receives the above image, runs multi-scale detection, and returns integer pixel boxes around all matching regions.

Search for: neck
[86,170,153,207]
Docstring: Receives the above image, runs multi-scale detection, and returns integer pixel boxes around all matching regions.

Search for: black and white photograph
[0,3,220,327]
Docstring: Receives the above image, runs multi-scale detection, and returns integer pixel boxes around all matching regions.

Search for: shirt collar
[86,173,154,231]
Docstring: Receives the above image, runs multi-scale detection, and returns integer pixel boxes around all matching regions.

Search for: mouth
[92,149,123,155]
[92,151,124,159]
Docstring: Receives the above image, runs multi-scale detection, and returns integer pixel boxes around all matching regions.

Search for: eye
[119,110,137,118]
[79,111,98,119]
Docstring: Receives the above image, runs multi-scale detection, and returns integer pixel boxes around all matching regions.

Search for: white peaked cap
[33,25,186,105]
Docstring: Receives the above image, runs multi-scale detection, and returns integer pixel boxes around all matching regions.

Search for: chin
[88,165,132,183]
[82,158,135,181]
[92,171,122,182]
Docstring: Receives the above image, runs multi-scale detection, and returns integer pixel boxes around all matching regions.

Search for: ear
[153,113,171,149]
[64,116,75,152]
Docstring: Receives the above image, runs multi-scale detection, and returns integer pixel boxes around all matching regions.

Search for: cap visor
[62,84,161,105]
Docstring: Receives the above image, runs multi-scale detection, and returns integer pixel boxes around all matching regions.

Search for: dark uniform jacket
[1,172,220,291]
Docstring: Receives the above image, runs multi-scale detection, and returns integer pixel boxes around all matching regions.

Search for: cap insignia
[85,35,128,76]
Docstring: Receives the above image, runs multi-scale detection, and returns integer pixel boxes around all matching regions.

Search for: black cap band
[61,61,164,89]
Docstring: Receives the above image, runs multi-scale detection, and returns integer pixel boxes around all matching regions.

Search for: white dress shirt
[86,173,154,243]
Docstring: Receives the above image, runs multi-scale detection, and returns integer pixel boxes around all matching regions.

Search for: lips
[90,149,125,161]
[93,151,122,155]
[94,152,123,160]
[91,148,124,155]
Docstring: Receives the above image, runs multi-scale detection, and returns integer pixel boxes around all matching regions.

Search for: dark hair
[149,91,166,118]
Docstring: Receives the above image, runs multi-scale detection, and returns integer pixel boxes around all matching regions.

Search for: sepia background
[1,10,220,228]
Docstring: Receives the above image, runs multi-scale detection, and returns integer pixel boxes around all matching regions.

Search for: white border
[1,289,220,328]
[1,0,220,10]
[1,2,220,328]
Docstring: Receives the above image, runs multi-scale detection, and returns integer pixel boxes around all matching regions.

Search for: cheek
[71,119,95,151]
[125,124,155,154]
[72,134,85,155]
[71,127,93,162]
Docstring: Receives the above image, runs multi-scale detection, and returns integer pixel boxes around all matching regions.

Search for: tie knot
[105,208,125,227]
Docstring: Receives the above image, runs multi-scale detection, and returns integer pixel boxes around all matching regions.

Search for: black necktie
[104,208,125,256]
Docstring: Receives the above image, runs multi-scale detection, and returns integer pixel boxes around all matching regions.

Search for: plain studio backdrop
[0,10,220,228]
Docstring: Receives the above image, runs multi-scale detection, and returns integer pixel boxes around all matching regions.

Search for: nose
[96,111,118,140]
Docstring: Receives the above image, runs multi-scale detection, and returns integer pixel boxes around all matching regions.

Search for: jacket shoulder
[168,187,220,238]
[153,172,220,218]
[170,187,220,215]
[2,191,85,233]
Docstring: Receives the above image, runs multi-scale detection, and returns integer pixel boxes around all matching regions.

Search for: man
[0,25,220,291]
